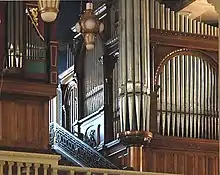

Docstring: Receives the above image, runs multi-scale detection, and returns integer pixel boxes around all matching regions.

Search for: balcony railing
[0,150,178,175]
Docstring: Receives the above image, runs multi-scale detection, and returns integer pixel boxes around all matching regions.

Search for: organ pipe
[148,0,218,37]
[157,54,218,140]
[117,0,218,138]
[119,0,151,132]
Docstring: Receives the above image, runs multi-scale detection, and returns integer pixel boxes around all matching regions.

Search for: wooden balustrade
[0,150,178,175]
[0,150,60,175]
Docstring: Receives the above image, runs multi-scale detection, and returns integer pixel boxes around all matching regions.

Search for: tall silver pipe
[180,15,185,32]
[177,56,181,136]
[186,56,190,137]
[167,62,171,136]
[201,22,204,35]
[134,0,141,130]
[185,15,189,33]
[204,24,208,35]
[198,58,202,138]
[175,13,180,32]
[211,26,214,36]
[214,27,218,36]
[197,22,201,34]
[193,20,197,34]
[181,55,185,137]
[150,0,155,28]
[166,8,171,30]
[171,11,175,31]
[172,57,177,136]
[208,25,211,35]
[189,18,193,33]
[141,0,151,130]
[126,0,134,130]
[160,4,165,30]
[119,0,127,131]
[155,1,160,29]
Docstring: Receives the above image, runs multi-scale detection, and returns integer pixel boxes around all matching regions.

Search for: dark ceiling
[56,1,81,43]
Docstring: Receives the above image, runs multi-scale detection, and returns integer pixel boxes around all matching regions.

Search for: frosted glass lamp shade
[38,0,60,22]
[99,22,104,33]
[75,22,81,33]
[41,12,57,23]
[85,19,96,30]
[86,44,95,50]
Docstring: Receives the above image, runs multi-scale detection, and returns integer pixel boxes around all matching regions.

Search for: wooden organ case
[100,0,219,175]
[0,1,57,151]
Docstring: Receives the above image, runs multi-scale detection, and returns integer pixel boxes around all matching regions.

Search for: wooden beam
[0,78,56,99]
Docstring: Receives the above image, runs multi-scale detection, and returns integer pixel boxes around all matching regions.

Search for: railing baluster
[53,168,58,175]
[17,162,23,175]
[25,163,31,175]
[34,163,40,175]
[70,170,75,175]
[8,162,13,175]
[43,164,49,175]
[0,161,4,175]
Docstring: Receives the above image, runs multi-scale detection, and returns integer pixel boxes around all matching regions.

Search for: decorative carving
[49,122,118,169]
[29,7,38,26]
[83,129,97,147]
[118,131,153,146]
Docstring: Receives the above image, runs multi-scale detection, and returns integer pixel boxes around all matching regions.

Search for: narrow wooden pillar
[119,131,152,171]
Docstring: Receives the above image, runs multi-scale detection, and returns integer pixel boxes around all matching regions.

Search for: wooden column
[103,55,115,143]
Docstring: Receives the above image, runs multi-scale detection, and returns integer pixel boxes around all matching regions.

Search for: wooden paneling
[149,150,219,175]
[145,136,219,174]
[104,136,219,174]
[0,99,49,150]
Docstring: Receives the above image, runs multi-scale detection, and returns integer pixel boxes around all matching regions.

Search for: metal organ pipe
[117,0,219,138]
[134,0,141,130]
[118,0,151,132]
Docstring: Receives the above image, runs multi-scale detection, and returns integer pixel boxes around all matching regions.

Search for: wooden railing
[0,150,178,175]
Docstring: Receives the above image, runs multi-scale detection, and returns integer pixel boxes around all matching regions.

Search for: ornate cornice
[150,29,218,52]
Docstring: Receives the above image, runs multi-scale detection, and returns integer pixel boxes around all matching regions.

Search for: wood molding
[1,78,56,99]
[148,135,219,153]
[150,29,218,52]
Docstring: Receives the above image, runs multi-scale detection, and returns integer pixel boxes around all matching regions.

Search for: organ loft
[0,0,218,175]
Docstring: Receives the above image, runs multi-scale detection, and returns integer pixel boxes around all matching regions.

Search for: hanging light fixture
[75,1,104,50]
[38,0,60,22]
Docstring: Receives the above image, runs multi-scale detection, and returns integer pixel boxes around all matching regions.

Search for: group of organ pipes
[149,0,219,140]
[6,2,46,70]
[111,0,219,140]
[51,0,219,142]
